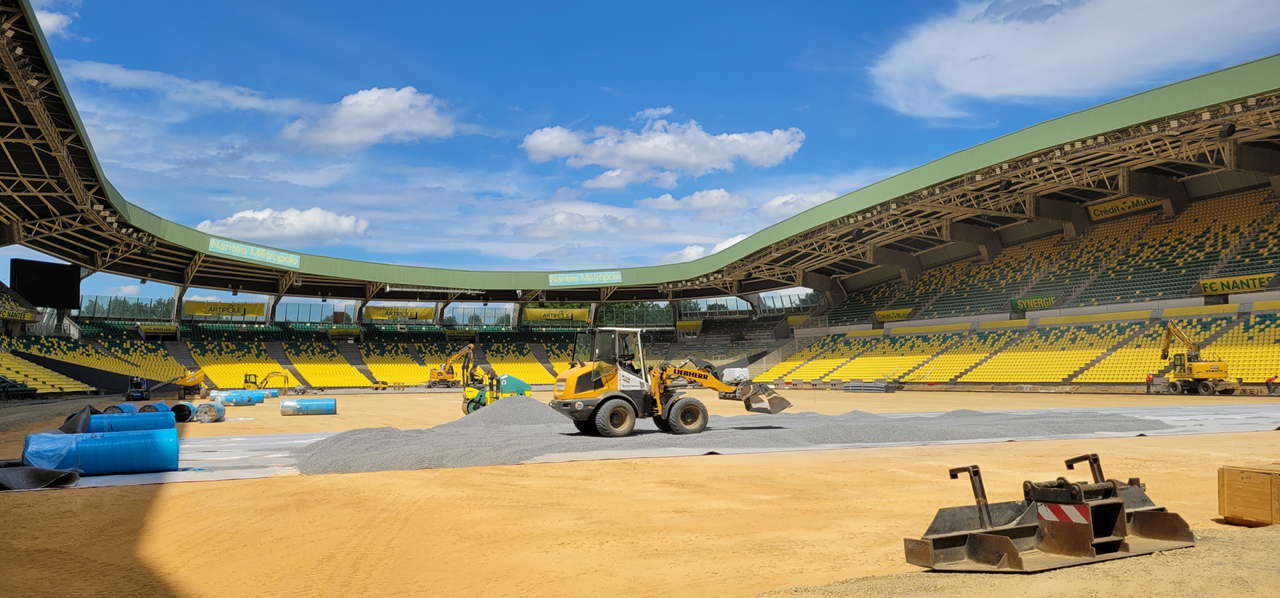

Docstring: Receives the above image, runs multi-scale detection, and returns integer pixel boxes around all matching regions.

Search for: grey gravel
[295,396,1174,475]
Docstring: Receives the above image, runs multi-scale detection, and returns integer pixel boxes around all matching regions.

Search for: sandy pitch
[1,389,1278,597]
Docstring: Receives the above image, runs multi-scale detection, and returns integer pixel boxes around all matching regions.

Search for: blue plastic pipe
[171,402,196,423]
[138,402,171,413]
[196,402,226,423]
[219,394,256,406]
[280,398,337,416]
[23,428,180,476]
[102,403,140,414]
[87,412,175,433]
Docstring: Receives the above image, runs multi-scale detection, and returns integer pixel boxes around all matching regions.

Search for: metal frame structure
[1,0,1280,307]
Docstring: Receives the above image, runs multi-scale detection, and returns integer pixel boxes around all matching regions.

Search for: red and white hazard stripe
[1037,503,1091,524]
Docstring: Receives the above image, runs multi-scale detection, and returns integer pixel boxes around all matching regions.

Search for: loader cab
[573,328,648,392]
[1172,353,1186,375]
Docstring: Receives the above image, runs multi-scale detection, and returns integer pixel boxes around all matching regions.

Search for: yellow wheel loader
[1159,321,1239,395]
[548,327,792,437]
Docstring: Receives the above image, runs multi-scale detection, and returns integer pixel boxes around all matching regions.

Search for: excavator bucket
[736,383,793,414]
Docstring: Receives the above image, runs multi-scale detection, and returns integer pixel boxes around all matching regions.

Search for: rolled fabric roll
[196,402,226,423]
[87,412,175,433]
[280,398,336,416]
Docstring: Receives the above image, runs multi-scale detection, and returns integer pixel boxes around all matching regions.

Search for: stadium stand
[0,352,93,394]
[753,336,834,382]
[1075,317,1232,383]
[98,339,188,381]
[1,336,137,376]
[189,342,291,388]
[1203,313,1280,383]
[416,342,470,379]
[920,236,1064,319]
[918,330,1022,382]
[698,317,784,342]
[1021,214,1154,303]
[883,261,969,314]
[1213,198,1280,278]
[283,342,371,387]
[961,322,1145,383]
[671,343,772,368]
[360,343,433,385]
[1069,193,1272,307]
[545,342,574,374]
[362,324,447,344]
[824,283,900,326]
[784,335,881,382]
[825,333,959,381]
[77,321,133,339]
[483,343,556,384]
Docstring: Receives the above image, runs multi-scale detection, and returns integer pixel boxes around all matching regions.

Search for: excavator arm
[1160,321,1200,360]
[441,344,475,371]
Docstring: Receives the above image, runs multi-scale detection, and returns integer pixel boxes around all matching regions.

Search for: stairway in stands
[87,339,137,367]
[900,334,968,381]
[473,345,497,378]
[948,330,1029,382]
[1200,203,1280,281]
[1065,323,1155,382]
[405,344,429,367]
[167,341,216,388]
[1059,215,1160,306]
[335,343,378,384]
[526,343,559,379]
[264,342,310,387]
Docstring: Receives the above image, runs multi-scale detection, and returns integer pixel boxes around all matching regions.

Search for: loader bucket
[737,383,792,414]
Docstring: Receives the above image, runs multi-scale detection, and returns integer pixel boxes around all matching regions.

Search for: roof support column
[1120,168,1187,218]
[1031,196,1090,239]
[944,221,1003,262]
[741,293,762,315]
[265,295,278,324]
[588,302,598,326]
[171,285,185,323]
[802,271,846,308]
[353,299,367,323]
[867,245,921,283]
[434,302,449,326]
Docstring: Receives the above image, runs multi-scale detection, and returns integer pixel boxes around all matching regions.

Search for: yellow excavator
[548,327,792,437]
[428,343,487,388]
[244,371,291,390]
[1160,321,1239,395]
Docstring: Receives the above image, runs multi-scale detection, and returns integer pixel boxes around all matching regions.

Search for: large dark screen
[10,259,80,309]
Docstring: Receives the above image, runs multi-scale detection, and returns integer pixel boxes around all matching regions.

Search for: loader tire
[595,399,636,437]
[1219,389,1236,395]
[573,419,598,435]
[1167,380,1182,394]
[652,414,672,433]
[666,398,708,435]
[1197,381,1215,396]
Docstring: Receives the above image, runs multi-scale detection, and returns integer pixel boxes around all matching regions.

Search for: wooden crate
[1218,465,1280,526]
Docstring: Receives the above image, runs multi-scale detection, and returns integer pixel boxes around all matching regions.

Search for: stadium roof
[3,0,1280,304]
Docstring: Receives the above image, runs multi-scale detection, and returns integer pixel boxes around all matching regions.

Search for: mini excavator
[1159,321,1239,395]
[548,327,791,437]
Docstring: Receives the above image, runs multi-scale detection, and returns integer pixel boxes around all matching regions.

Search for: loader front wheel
[666,398,708,435]
[594,399,636,437]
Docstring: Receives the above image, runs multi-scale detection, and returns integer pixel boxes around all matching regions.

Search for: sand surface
[2,390,1278,597]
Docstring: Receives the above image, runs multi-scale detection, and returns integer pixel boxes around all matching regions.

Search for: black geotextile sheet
[0,406,99,491]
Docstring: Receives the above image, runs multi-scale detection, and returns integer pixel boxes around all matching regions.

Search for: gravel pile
[295,396,1174,475]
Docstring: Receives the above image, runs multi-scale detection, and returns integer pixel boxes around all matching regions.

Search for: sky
[8,0,1280,303]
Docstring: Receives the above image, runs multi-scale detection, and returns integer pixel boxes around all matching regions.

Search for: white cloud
[186,294,220,302]
[758,191,836,219]
[664,245,706,263]
[521,110,804,188]
[634,106,674,120]
[33,1,80,38]
[264,164,355,188]
[636,188,747,212]
[712,234,748,254]
[196,207,370,246]
[871,0,1280,118]
[102,285,141,297]
[281,87,457,150]
[62,60,310,115]
[515,210,668,238]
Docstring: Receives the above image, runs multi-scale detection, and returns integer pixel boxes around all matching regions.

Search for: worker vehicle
[428,344,486,388]
[1159,321,1240,395]
[125,376,151,401]
[905,454,1193,572]
[244,371,291,390]
[148,368,206,398]
[463,374,532,414]
[548,327,792,437]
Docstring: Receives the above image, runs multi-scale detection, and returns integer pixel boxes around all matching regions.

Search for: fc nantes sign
[524,308,590,322]
[1198,273,1275,295]
[183,301,266,317]
[1011,296,1058,311]
[874,309,912,323]
[1087,196,1162,221]
[365,306,435,320]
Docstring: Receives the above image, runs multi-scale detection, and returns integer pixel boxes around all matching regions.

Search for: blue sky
[9,0,1280,302]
